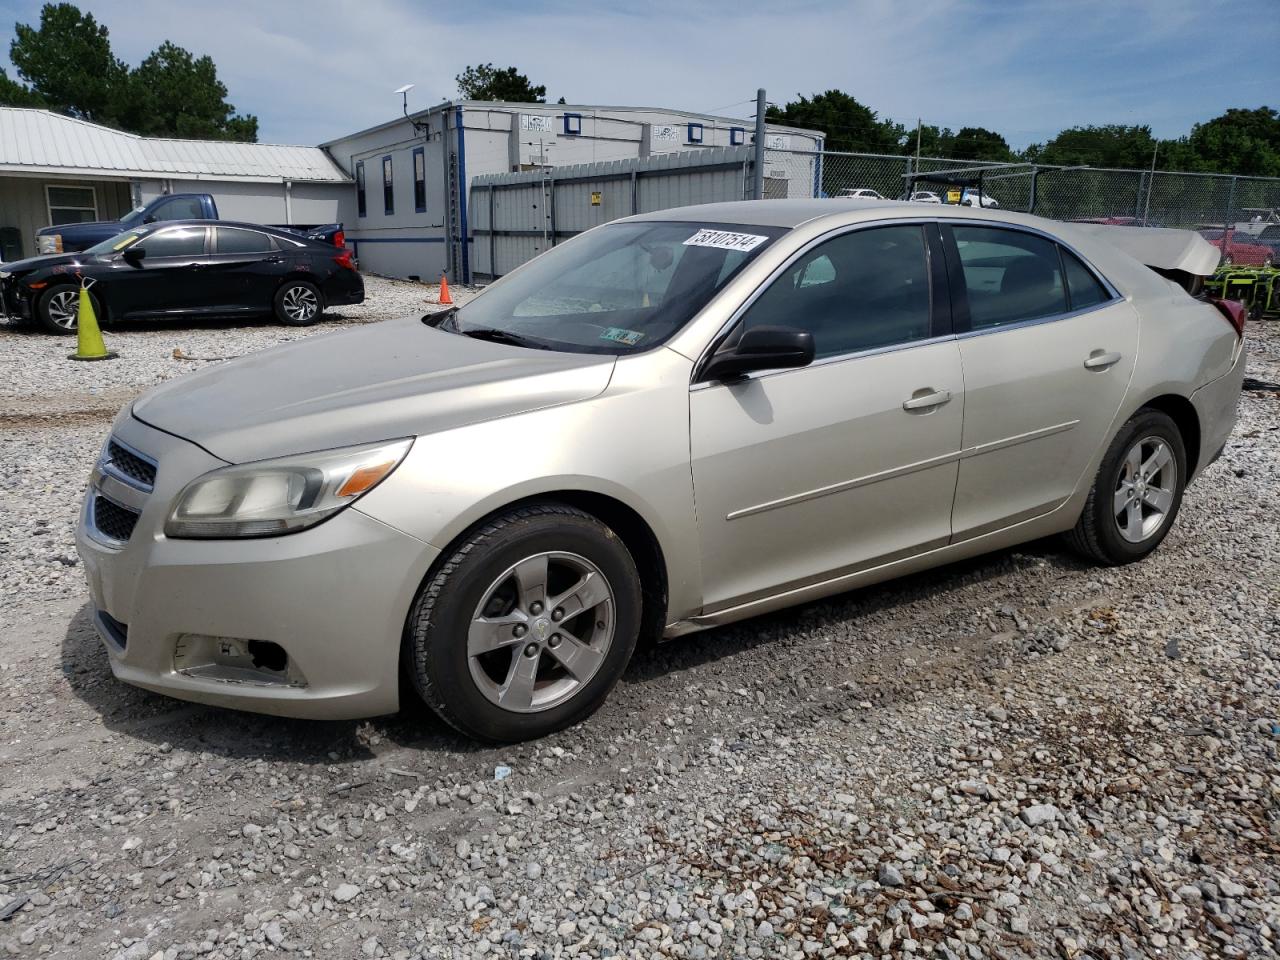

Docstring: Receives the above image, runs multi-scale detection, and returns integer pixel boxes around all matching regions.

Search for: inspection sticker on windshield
[600,327,645,346]
[683,229,769,252]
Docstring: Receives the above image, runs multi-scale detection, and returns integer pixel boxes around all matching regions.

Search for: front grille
[94,496,140,542]
[107,440,156,488]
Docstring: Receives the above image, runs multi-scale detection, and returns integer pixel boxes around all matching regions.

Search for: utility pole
[752,88,766,200]
[1142,141,1158,226]
[915,118,922,161]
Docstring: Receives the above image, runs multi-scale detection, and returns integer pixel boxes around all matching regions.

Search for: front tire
[1066,409,1187,565]
[404,503,642,742]
[273,280,322,326]
[36,285,99,336]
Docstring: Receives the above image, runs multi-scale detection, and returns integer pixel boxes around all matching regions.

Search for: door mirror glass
[703,325,815,381]
[122,246,147,264]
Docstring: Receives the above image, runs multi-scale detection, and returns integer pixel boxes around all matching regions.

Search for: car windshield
[84,228,148,256]
[441,221,786,354]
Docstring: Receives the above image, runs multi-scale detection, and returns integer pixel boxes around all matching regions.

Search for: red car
[1199,228,1274,267]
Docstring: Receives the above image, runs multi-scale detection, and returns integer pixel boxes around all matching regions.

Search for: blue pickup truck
[36,193,343,254]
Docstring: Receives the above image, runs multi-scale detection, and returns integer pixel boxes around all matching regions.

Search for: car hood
[0,252,99,275]
[130,315,617,464]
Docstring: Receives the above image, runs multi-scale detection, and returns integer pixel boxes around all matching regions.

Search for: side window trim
[692,218,952,386]
[938,220,1122,337]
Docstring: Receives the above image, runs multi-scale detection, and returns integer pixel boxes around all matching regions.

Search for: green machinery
[1205,265,1280,321]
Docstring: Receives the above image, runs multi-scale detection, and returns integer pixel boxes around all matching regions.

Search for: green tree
[767,90,904,154]
[0,66,44,107]
[5,3,126,123]
[948,126,1014,162]
[2,2,257,141]
[122,41,258,141]
[1030,124,1159,169]
[1184,107,1280,177]
[456,64,546,103]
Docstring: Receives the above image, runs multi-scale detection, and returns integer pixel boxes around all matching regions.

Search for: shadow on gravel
[59,538,1089,759]
[622,537,1089,684]
[60,603,487,764]
[1,311,361,338]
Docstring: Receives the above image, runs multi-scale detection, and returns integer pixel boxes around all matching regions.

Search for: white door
[689,223,964,612]
[944,224,1138,539]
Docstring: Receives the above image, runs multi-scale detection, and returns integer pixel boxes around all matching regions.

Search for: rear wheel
[404,503,642,742]
[273,280,322,326]
[1066,409,1187,565]
[36,285,100,335]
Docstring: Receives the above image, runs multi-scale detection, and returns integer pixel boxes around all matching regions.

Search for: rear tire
[36,285,99,336]
[404,503,642,742]
[1065,409,1187,565]
[273,280,322,326]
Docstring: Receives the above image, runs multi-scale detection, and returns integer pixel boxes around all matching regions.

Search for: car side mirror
[142,214,158,224]
[123,246,147,265]
[702,325,815,382]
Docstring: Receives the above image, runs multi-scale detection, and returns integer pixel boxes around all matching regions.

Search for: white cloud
[1,0,1277,147]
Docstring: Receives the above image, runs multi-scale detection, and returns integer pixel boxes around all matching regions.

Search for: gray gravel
[0,297,1277,959]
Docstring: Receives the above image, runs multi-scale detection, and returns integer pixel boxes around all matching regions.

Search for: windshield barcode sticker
[683,229,769,252]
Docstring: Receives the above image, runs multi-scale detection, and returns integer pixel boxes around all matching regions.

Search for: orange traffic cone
[438,272,453,305]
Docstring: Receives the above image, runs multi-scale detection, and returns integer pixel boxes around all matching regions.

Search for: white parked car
[76,201,1244,741]
[836,188,886,200]
[909,191,942,204]
[960,188,1000,208]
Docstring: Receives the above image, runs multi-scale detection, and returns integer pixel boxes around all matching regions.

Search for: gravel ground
[0,288,1277,960]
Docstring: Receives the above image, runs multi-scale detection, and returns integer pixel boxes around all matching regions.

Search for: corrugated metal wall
[469,147,752,279]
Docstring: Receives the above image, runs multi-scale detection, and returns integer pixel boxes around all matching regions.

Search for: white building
[321,101,822,282]
[0,107,352,261]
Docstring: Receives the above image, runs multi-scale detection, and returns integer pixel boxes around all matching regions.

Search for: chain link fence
[763,146,1280,243]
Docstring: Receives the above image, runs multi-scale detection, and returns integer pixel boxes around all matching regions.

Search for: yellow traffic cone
[67,279,117,362]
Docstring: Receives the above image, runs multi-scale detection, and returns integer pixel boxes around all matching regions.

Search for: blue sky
[1,0,1277,148]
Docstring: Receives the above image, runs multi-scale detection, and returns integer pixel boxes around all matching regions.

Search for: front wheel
[273,280,322,326]
[36,285,100,335]
[1065,409,1187,565]
[404,503,642,742]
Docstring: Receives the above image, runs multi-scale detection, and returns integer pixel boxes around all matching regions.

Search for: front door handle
[902,388,952,411]
[1084,350,1122,370]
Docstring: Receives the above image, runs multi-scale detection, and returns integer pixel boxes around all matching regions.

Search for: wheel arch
[1138,393,1201,475]
[39,279,111,325]
[405,489,672,652]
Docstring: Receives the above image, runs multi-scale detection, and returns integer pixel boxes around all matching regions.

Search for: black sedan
[0,221,364,335]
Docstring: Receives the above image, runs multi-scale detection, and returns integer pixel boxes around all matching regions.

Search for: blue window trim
[687,122,704,144]
[729,126,745,146]
[412,146,426,213]
[356,160,366,218]
[563,112,582,136]
[382,155,393,215]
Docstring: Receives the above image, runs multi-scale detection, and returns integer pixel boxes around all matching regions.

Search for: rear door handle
[1084,350,1122,370]
[902,388,952,411]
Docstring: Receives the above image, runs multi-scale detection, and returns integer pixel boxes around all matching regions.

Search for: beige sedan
[76,200,1244,741]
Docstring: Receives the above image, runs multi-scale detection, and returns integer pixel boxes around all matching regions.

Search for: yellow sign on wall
[590,191,602,206]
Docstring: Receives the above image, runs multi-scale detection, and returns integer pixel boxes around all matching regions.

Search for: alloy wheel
[466,551,615,713]
[1114,436,1177,543]
[281,285,319,323]
[46,289,79,330]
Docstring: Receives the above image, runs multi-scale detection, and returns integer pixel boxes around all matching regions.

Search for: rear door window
[141,226,208,258]
[952,226,1067,330]
[216,227,275,254]
[1061,249,1111,311]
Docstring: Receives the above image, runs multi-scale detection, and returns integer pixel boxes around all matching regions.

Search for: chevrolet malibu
[76,200,1244,742]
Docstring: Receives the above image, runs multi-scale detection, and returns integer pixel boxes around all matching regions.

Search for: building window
[729,127,745,146]
[356,161,366,218]
[382,155,394,215]
[46,185,97,225]
[687,123,704,144]
[563,112,582,136]
[413,146,426,213]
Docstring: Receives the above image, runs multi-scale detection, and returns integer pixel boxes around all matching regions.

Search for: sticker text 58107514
[682,229,769,252]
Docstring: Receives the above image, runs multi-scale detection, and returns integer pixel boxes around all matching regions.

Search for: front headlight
[165,438,413,539]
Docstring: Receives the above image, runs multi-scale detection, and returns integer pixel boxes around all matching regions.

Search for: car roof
[624,198,1049,232]
[136,219,315,243]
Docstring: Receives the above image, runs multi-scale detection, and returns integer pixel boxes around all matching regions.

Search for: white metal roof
[0,108,350,183]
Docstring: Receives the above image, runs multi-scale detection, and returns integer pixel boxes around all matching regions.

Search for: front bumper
[74,414,439,720]
[0,276,32,320]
